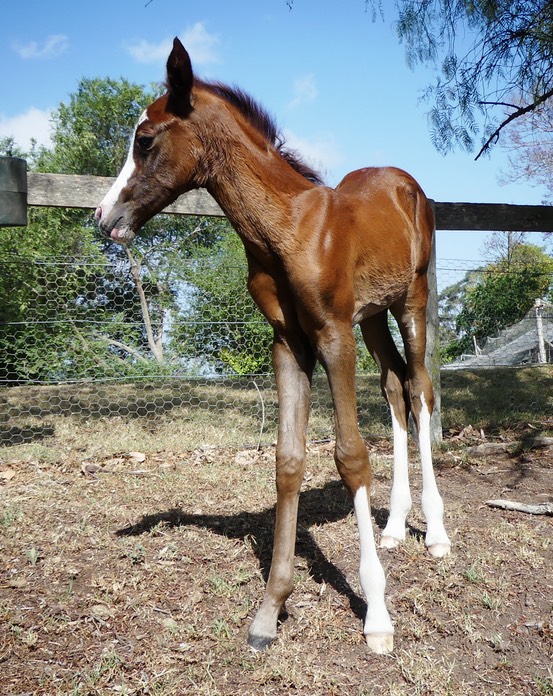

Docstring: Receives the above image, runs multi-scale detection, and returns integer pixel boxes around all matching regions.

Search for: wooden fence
[7,171,553,441]
[25,172,553,231]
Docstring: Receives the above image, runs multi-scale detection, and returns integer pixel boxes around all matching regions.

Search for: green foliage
[0,79,163,380]
[0,137,32,161]
[441,243,553,360]
[37,77,156,176]
[0,71,270,381]
[173,232,274,375]
[0,206,106,381]
[384,0,553,155]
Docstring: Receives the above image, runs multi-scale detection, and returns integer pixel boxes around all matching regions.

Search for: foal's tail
[412,183,435,275]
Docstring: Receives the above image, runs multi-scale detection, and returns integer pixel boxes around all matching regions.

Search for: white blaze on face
[99,110,148,221]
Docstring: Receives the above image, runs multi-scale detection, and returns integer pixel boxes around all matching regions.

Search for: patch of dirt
[0,433,552,695]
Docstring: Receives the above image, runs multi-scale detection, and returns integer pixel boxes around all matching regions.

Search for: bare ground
[1,431,552,695]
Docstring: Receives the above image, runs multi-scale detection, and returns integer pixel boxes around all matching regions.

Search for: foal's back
[336,166,433,264]
[327,166,434,319]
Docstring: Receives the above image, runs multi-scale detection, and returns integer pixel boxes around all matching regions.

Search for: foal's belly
[351,301,388,324]
[351,268,412,324]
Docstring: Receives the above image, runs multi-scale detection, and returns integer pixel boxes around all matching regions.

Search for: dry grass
[1,366,552,465]
[1,367,552,693]
[1,430,552,695]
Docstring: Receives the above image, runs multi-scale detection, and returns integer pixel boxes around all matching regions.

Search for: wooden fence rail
[25,172,553,231]
[10,172,553,442]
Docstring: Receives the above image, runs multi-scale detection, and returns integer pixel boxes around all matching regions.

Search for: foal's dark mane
[199,80,324,186]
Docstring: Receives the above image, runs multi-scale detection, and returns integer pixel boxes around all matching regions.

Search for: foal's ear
[166,37,193,115]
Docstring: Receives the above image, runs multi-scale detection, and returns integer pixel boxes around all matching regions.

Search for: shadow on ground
[117,480,426,623]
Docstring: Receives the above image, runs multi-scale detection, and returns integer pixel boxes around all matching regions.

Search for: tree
[38,77,155,176]
[376,0,553,157]
[500,98,553,203]
[1,75,268,383]
[440,239,553,360]
[173,232,274,375]
[0,77,225,382]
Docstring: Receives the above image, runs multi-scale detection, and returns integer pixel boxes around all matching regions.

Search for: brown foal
[96,38,451,655]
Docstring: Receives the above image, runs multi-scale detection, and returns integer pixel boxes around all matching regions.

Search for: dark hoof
[247,633,274,652]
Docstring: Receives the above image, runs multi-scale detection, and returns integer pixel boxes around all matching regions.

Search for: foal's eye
[136,135,155,153]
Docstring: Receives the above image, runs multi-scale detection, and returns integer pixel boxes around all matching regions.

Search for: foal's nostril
[94,206,102,222]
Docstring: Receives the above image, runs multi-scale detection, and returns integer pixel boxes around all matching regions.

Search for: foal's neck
[200,104,316,253]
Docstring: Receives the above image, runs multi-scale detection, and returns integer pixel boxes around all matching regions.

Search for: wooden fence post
[426,207,442,445]
[0,157,27,227]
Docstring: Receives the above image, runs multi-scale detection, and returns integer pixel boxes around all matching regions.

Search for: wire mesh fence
[1,238,552,458]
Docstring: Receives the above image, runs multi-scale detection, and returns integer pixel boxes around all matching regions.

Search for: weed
[208,574,233,597]
[148,520,169,537]
[122,542,146,565]
[481,590,501,610]
[464,562,484,584]
[488,632,506,651]
[77,648,123,689]
[535,668,553,695]
[11,625,38,649]
[26,546,41,566]
[213,617,232,640]
[0,507,21,528]
[158,542,179,559]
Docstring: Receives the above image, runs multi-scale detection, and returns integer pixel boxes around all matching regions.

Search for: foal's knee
[275,446,306,495]
[334,438,372,494]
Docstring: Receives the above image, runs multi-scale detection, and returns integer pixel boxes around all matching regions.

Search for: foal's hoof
[427,543,451,558]
[247,632,274,652]
[380,535,402,550]
[365,632,394,655]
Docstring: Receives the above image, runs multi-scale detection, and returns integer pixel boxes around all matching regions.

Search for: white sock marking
[353,486,394,636]
[419,393,450,549]
[381,402,411,544]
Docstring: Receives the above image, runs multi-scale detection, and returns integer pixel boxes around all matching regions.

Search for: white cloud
[282,128,345,185]
[14,34,68,59]
[126,22,220,66]
[126,37,172,64]
[0,108,53,151]
[181,22,220,65]
[288,75,318,109]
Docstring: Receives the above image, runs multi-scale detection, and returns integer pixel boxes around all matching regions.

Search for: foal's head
[95,38,202,243]
[96,37,322,244]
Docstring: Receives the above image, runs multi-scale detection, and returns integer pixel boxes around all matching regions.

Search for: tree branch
[486,499,553,516]
[475,87,553,160]
[125,246,164,364]
[96,335,149,364]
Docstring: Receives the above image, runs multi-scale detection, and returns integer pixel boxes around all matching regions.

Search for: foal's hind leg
[247,333,315,651]
[360,312,412,549]
[393,290,451,557]
[317,321,394,654]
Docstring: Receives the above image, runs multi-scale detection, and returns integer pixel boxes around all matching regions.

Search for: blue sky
[0,0,548,274]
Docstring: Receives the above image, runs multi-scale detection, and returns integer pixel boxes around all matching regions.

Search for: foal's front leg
[248,337,314,651]
[318,323,394,654]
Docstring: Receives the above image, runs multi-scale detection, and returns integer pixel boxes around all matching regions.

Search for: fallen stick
[486,499,553,516]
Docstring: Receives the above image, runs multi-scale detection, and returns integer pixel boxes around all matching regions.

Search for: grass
[0,365,551,693]
[0,365,551,463]
[440,364,553,432]
[1,429,551,694]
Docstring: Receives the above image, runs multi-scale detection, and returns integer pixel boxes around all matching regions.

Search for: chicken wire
[0,252,551,456]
